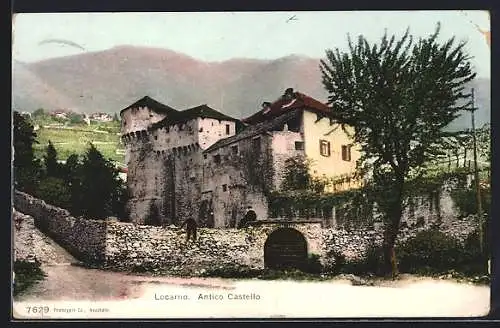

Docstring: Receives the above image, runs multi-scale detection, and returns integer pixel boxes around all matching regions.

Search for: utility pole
[470,88,484,254]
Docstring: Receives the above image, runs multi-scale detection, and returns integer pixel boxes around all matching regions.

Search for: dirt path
[14,263,490,318]
[14,265,235,302]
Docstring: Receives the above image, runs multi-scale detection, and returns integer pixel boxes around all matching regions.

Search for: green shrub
[200,264,261,278]
[451,184,491,217]
[301,253,323,274]
[200,264,331,280]
[338,244,384,276]
[458,229,489,275]
[328,250,346,274]
[397,230,464,274]
[34,177,71,209]
[13,260,46,296]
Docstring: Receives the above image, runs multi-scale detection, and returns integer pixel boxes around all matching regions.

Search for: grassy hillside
[32,118,124,164]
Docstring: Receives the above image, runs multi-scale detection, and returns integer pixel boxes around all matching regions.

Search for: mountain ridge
[12,46,490,129]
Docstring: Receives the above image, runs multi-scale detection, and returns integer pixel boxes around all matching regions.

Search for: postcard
[11,10,491,319]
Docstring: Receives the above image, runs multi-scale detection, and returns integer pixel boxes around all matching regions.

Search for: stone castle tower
[119,96,240,226]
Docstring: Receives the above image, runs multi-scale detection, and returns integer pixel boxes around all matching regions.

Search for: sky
[12,11,490,78]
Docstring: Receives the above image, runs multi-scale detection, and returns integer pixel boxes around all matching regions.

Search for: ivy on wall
[269,165,490,226]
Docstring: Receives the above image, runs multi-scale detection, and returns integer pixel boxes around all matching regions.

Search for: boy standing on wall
[180,218,198,242]
[238,206,257,229]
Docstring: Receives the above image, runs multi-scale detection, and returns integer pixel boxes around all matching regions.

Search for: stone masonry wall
[322,217,477,265]
[14,191,478,275]
[104,221,326,274]
[14,191,107,264]
[203,134,274,227]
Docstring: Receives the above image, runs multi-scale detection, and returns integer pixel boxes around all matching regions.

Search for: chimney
[262,102,272,114]
[284,88,295,100]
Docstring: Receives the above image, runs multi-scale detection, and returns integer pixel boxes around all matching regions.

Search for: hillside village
[21,109,115,123]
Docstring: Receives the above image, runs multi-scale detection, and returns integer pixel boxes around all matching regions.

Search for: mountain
[12,45,490,129]
[12,60,77,112]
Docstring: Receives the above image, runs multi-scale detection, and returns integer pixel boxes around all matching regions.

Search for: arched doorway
[264,228,308,269]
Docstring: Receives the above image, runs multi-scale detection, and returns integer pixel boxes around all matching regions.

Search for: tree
[34,176,71,209]
[13,111,41,194]
[319,24,476,277]
[78,143,123,219]
[68,113,84,125]
[62,154,83,214]
[43,140,60,178]
[113,113,120,122]
[32,108,45,118]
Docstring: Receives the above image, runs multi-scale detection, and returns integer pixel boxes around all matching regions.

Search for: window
[342,144,352,161]
[319,140,331,157]
[214,154,221,164]
[252,137,261,152]
[226,124,230,135]
[222,184,228,192]
[203,154,207,159]
[154,136,158,140]
[295,141,304,150]
[231,145,238,155]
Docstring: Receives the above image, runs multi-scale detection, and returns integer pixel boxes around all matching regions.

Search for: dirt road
[14,263,490,319]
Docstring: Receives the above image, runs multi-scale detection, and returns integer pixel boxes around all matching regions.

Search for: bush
[338,244,385,276]
[397,230,464,274]
[13,260,46,296]
[200,264,261,278]
[458,229,489,275]
[451,184,491,217]
[34,177,71,209]
[200,263,331,280]
[301,253,323,274]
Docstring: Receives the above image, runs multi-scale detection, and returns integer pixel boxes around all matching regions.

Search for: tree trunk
[382,179,404,279]
[382,219,400,279]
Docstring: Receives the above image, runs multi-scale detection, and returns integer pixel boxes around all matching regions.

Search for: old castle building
[120,88,360,228]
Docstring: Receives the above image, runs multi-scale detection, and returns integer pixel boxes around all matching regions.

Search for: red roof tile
[242,90,331,125]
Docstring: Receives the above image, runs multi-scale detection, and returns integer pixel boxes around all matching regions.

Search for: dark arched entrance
[264,228,308,269]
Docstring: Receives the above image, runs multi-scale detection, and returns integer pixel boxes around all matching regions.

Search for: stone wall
[270,177,476,232]
[14,191,478,275]
[125,126,203,226]
[104,221,326,274]
[120,106,167,135]
[14,191,107,264]
[270,130,305,191]
[202,134,273,227]
[322,217,477,264]
[198,117,236,150]
[172,151,204,225]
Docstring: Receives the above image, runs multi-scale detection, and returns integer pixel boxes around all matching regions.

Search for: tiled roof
[120,96,178,115]
[151,104,242,129]
[243,90,331,125]
[204,108,301,153]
